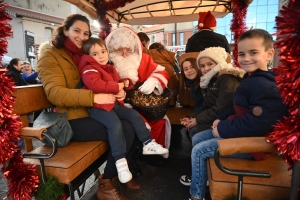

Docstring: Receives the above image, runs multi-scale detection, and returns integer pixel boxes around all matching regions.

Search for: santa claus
[105,27,171,154]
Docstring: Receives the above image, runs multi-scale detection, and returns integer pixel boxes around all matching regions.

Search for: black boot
[128,157,143,177]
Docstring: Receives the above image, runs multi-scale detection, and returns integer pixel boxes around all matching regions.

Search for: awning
[5,5,64,24]
[106,0,234,25]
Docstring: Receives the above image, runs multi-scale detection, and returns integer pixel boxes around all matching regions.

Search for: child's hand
[212,127,220,138]
[123,80,129,87]
[180,117,190,127]
[115,89,126,100]
[118,83,125,91]
[212,119,220,129]
[187,118,197,129]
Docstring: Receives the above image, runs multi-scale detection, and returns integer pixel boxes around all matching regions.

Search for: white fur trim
[83,69,98,74]
[200,64,223,88]
[153,64,165,73]
[162,115,171,159]
[151,73,168,87]
[106,27,142,62]
[210,26,217,30]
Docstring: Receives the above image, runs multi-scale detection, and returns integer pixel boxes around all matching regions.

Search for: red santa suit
[106,27,171,156]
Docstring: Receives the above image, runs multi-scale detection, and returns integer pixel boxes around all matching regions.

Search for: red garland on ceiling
[0,0,39,199]
[95,0,135,40]
[230,0,248,68]
[268,0,300,169]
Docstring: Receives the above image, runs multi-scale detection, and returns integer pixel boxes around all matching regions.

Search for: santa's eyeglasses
[113,48,134,55]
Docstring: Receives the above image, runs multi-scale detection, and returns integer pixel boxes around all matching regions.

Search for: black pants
[69,117,139,179]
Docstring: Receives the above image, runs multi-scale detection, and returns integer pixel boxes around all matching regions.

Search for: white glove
[124,103,133,109]
[139,77,159,94]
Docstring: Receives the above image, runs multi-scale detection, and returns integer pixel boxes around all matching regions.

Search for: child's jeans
[88,103,151,160]
[189,129,253,199]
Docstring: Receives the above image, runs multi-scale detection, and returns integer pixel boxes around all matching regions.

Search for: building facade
[140,0,281,52]
[3,0,96,66]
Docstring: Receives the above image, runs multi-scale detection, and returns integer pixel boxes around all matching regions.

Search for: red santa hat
[197,11,217,31]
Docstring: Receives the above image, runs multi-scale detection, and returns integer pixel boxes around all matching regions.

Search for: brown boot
[123,179,141,191]
[97,175,133,200]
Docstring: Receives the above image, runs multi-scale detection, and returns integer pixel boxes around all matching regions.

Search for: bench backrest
[12,85,53,150]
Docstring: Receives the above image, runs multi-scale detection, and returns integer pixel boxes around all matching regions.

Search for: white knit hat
[197,47,228,67]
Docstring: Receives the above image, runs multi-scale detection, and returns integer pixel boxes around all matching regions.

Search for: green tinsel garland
[35,175,64,200]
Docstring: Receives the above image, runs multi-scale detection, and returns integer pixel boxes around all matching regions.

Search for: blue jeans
[190,129,253,199]
[189,126,201,140]
[88,103,151,161]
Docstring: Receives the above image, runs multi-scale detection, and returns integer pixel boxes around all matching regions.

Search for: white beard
[110,52,140,84]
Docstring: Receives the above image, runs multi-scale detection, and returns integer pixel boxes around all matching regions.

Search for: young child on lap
[78,38,168,184]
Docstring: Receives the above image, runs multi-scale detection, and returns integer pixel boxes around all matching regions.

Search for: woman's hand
[115,89,126,101]
[94,93,116,104]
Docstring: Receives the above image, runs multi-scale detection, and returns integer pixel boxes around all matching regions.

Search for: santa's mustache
[109,52,140,82]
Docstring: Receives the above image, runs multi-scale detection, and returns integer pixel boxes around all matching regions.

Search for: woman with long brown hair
[36,14,139,200]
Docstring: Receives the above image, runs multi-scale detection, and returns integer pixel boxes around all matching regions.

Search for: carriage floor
[81,125,198,200]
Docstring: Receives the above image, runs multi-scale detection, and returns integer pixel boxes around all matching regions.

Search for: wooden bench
[12,85,109,199]
[208,137,292,200]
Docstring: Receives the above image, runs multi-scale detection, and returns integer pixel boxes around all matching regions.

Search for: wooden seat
[208,137,291,200]
[13,85,109,199]
[24,141,108,184]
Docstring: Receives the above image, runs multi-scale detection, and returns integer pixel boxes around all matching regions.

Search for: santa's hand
[139,77,159,94]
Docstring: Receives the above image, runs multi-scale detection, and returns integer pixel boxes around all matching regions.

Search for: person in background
[183,29,288,200]
[5,58,28,147]
[137,32,150,49]
[78,37,168,184]
[6,58,28,86]
[180,57,203,112]
[36,14,139,200]
[21,61,42,84]
[185,11,230,53]
[137,33,179,107]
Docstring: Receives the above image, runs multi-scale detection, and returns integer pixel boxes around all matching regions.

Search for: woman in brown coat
[37,14,139,200]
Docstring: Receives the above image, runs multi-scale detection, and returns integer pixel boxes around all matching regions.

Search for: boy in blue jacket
[184,29,288,200]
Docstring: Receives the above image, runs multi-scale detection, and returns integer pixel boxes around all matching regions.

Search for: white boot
[116,158,132,183]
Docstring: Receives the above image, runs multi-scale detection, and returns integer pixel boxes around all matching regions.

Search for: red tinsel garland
[95,0,135,39]
[268,0,300,169]
[0,1,39,199]
[230,0,248,68]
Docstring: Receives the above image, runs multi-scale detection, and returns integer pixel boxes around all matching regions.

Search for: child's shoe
[143,139,169,155]
[116,158,132,183]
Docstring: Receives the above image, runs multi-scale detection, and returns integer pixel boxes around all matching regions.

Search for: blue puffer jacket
[217,69,288,138]
[185,79,203,112]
